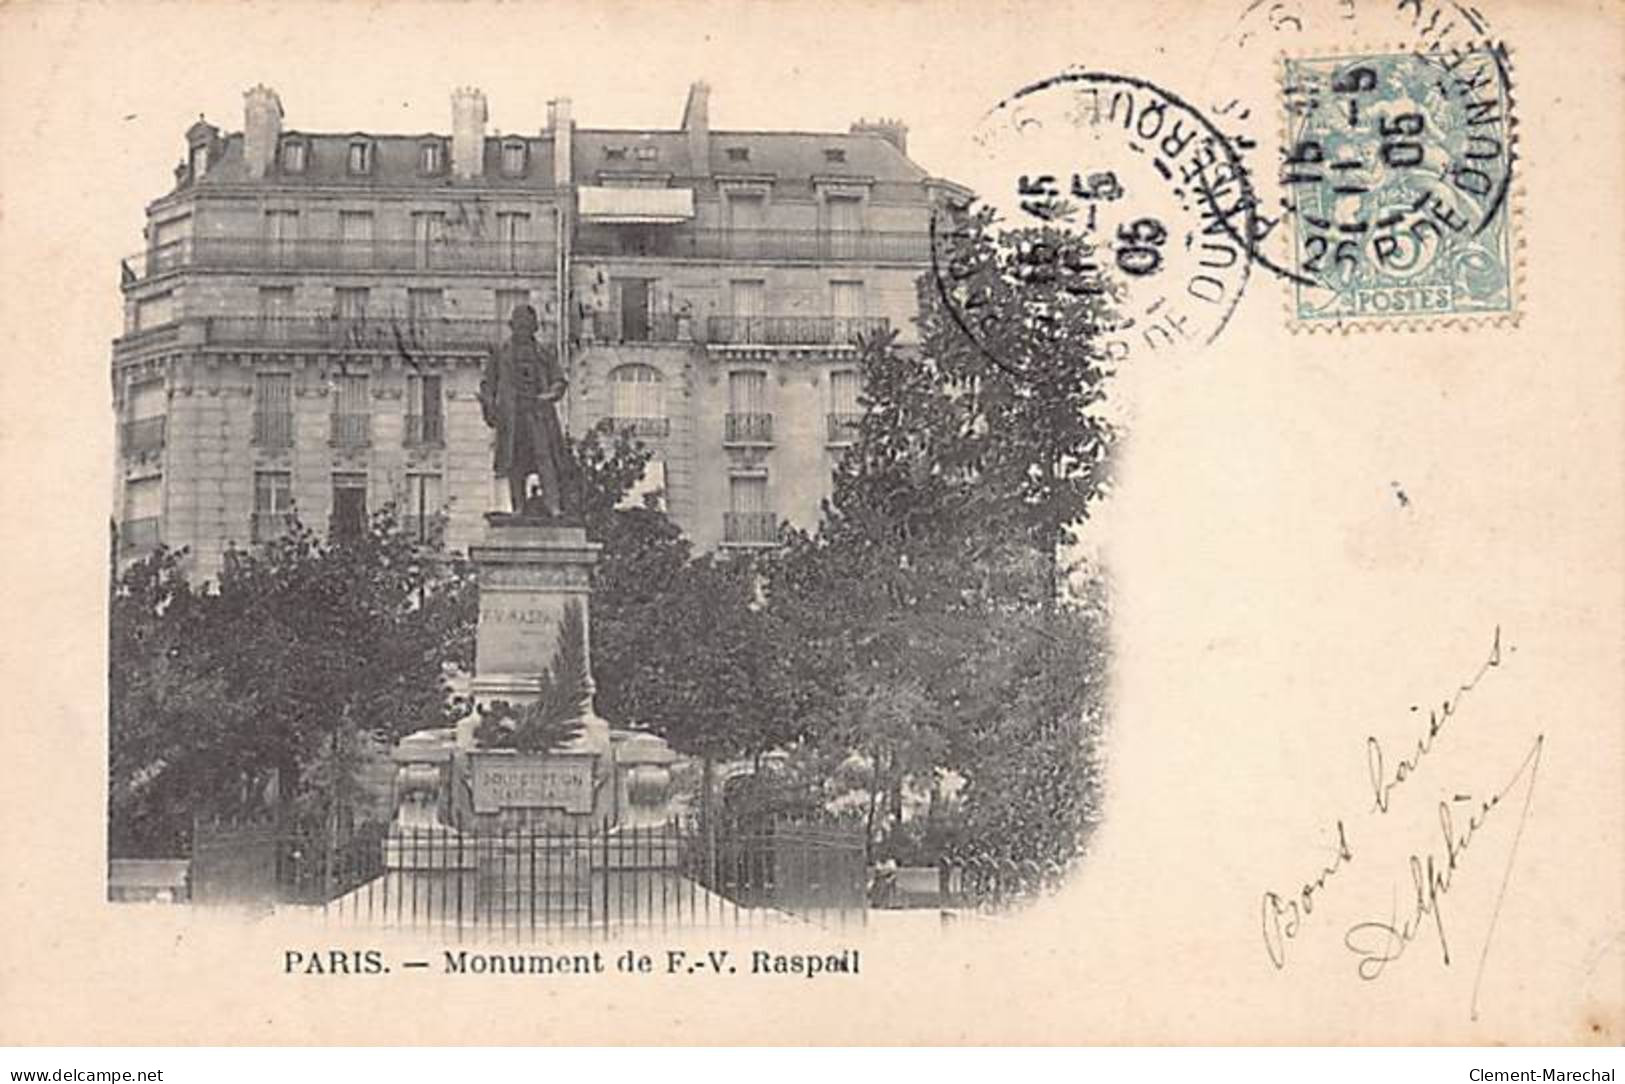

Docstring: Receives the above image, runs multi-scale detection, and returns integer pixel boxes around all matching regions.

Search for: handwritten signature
[1259,626,1542,1017]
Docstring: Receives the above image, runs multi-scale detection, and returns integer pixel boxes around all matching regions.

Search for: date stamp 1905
[1281,44,1518,327]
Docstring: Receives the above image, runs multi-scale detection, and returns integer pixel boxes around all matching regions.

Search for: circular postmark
[1197,0,1520,325]
[936,69,1263,368]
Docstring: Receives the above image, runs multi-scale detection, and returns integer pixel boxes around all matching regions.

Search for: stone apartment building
[112,82,967,579]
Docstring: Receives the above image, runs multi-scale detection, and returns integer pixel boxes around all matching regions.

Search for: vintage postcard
[0,0,1619,1046]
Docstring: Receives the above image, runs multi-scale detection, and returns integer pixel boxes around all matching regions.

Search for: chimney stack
[242,85,284,177]
[851,116,909,157]
[547,97,573,186]
[452,87,488,180]
[682,81,711,177]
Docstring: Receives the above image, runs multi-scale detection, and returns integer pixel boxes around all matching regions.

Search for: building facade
[112,82,966,578]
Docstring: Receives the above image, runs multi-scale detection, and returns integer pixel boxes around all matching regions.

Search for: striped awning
[578,186,694,223]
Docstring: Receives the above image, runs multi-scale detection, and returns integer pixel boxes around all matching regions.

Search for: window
[408,288,444,325]
[258,286,294,341]
[188,143,209,180]
[331,373,370,447]
[264,210,299,267]
[604,147,628,160]
[823,147,847,163]
[123,378,167,455]
[406,372,444,446]
[331,472,368,539]
[280,138,307,173]
[614,278,652,342]
[334,287,369,320]
[254,372,293,447]
[420,140,445,174]
[725,369,771,444]
[825,194,863,258]
[725,475,774,545]
[403,472,443,544]
[725,147,750,162]
[348,140,374,174]
[339,210,374,269]
[122,476,162,553]
[634,145,658,161]
[502,140,528,176]
[411,211,446,268]
[727,279,765,344]
[497,212,530,270]
[831,279,864,318]
[253,470,293,542]
[609,364,666,435]
[828,369,861,444]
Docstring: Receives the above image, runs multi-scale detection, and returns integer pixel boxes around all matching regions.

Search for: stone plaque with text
[469,753,595,814]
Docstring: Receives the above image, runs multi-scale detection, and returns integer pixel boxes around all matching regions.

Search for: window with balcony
[338,210,374,269]
[348,140,374,175]
[725,369,771,445]
[831,280,866,341]
[406,372,444,447]
[253,470,293,543]
[280,138,307,174]
[121,475,162,554]
[254,372,293,447]
[402,471,443,545]
[334,286,369,320]
[828,369,862,445]
[420,140,446,174]
[725,475,775,546]
[612,279,652,342]
[721,279,766,345]
[331,373,371,448]
[122,378,167,457]
[824,194,863,258]
[502,140,528,176]
[608,364,667,436]
[331,472,368,539]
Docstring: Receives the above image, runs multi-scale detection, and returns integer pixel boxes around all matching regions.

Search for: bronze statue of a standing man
[479,304,572,519]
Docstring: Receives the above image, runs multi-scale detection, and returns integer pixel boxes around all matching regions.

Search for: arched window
[608,364,667,436]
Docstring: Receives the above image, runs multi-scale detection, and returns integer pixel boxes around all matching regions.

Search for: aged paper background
[0,0,1619,1045]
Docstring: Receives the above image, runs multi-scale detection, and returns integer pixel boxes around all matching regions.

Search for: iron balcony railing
[723,412,773,445]
[122,237,557,282]
[404,413,445,447]
[585,310,685,343]
[253,411,294,448]
[706,315,889,346]
[723,511,779,546]
[120,516,160,554]
[607,416,671,438]
[205,315,518,352]
[575,226,930,263]
[251,511,294,544]
[121,416,167,455]
[330,412,372,448]
[827,412,863,445]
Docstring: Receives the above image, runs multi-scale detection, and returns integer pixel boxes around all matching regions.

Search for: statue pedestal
[466,516,609,751]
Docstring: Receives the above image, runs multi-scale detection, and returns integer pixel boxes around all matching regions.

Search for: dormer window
[348,139,374,175]
[823,148,847,163]
[419,140,445,174]
[604,146,628,161]
[501,139,528,177]
[726,147,750,162]
[189,143,209,179]
[280,138,307,174]
[635,145,659,161]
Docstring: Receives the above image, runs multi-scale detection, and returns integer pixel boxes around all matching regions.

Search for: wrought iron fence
[723,412,773,444]
[585,310,686,343]
[188,817,866,935]
[575,226,930,263]
[706,316,888,346]
[205,315,518,353]
[123,238,556,281]
[723,511,779,546]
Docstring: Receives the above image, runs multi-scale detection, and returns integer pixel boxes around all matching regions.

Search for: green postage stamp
[1281,45,1517,327]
